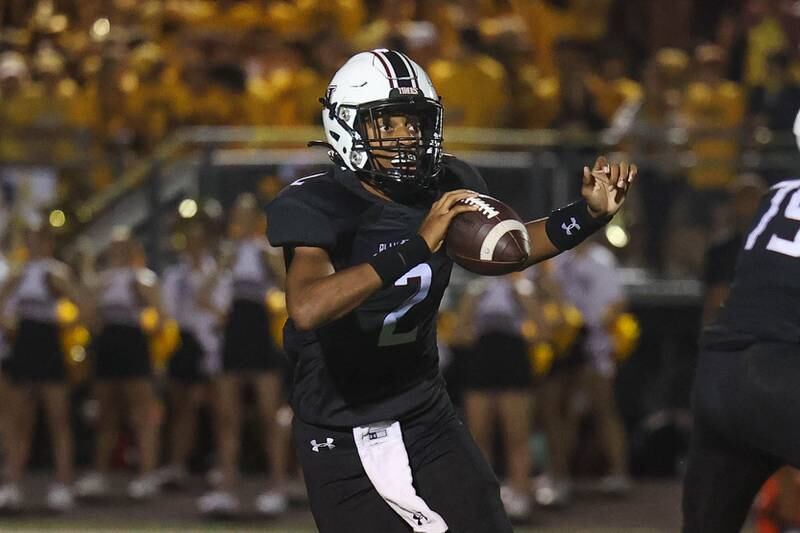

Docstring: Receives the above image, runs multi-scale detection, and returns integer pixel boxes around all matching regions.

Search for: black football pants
[683,341,800,532]
[294,392,513,533]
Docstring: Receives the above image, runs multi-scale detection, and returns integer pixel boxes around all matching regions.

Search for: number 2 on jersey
[378,263,432,347]
[746,183,800,257]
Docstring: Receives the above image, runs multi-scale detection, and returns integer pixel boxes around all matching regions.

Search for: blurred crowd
[1,2,800,244]
[0,194,640,523]
[1,0,800,526]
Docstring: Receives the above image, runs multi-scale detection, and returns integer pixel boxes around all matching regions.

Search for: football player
[268,49,636,533]
[682,108,800,532]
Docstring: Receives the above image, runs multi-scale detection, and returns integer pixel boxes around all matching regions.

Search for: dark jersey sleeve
[267,186,337,251]
[439,154,489,195]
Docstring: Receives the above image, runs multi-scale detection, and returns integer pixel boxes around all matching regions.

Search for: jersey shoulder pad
[267,168,348,250]
[438,154,489,195]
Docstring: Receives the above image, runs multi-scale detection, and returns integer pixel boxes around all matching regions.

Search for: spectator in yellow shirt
[510,0,612,78]
[428,27,510,131]
[549,40,605,133]
[0,52,32,161]
[743,0,790,87]
[122,43,176,151]
[172,63,242,126]
[484,26,558,129]
[245,41,325,127]
[586,48,643,125]
[683,44,745,191]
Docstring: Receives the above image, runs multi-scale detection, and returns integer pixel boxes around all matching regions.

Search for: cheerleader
[532,260,584,508]
[551,239,631,495]
[76,229,163,500]
[455,271,542,523]
[0,224,90,511]
[158,217,228,486]
[198,194,288,517]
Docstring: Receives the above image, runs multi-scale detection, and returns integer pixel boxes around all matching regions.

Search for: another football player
[268,49,636,532]
[682,108,800,532]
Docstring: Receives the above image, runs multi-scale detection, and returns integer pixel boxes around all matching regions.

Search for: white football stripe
[480,219,528,260]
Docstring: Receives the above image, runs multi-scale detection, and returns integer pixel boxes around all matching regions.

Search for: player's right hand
[417,189,480,252]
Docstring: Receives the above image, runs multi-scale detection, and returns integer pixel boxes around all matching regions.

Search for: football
[445,194,530,275]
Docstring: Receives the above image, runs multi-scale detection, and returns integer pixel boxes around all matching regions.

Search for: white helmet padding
[320,49,443,202]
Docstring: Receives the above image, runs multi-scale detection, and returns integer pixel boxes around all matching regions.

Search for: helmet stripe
[371,51,396,88]
[383,50,413,88]
[396,52,419,89]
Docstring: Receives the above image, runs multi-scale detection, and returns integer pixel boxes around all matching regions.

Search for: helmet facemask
[347,98,443,203]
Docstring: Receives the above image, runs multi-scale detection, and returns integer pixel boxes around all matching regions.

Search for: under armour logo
[562,217,581,236]
[412,511,428,525]
[310,438,335,452]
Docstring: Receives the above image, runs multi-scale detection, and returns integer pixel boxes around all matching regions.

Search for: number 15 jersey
[712,179,800,345]
[267,156,487,427]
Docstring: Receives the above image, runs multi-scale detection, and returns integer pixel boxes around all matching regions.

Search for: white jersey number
[746,182,800,258]
[377,263,432,347]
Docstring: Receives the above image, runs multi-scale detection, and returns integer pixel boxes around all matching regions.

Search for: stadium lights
[178,199,198,218]
[49,209,66,228]
[91,18,110,41]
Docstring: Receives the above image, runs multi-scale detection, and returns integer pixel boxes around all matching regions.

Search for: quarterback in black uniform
[683,162,800,530]
[268,49,636,533]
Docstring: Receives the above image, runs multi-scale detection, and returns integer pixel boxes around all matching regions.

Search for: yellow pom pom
[71,326,90,347]
[529,342,555,377]
[611,313,641,362]
[140,307,160,334]
[56,299,79,325]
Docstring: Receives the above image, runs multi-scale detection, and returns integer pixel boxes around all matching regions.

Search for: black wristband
[368,235,432,288]
[545,199,611,251]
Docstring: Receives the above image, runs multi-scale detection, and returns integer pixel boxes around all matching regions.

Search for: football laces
[463,196,500,218]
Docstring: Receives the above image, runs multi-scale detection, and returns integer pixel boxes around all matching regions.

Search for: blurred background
[1,0,800,531]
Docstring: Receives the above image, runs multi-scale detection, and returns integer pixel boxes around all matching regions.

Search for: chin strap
[307,140,347,169]
[307,140,334,149]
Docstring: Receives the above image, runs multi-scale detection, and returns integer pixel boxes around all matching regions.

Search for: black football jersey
[267,155,488,426]
[711,178,800,344]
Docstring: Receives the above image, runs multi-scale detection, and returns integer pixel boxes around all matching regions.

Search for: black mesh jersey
[708,178,800,346]
[267,155,488,427]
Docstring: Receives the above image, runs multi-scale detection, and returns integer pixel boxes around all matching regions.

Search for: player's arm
[285,190,479,331]
[521,158,636,268]
[285,247,381,331]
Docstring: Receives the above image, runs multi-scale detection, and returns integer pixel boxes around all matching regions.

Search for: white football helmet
[319,49,443,202]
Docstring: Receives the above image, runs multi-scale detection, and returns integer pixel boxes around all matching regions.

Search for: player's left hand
[581,156,637,218]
